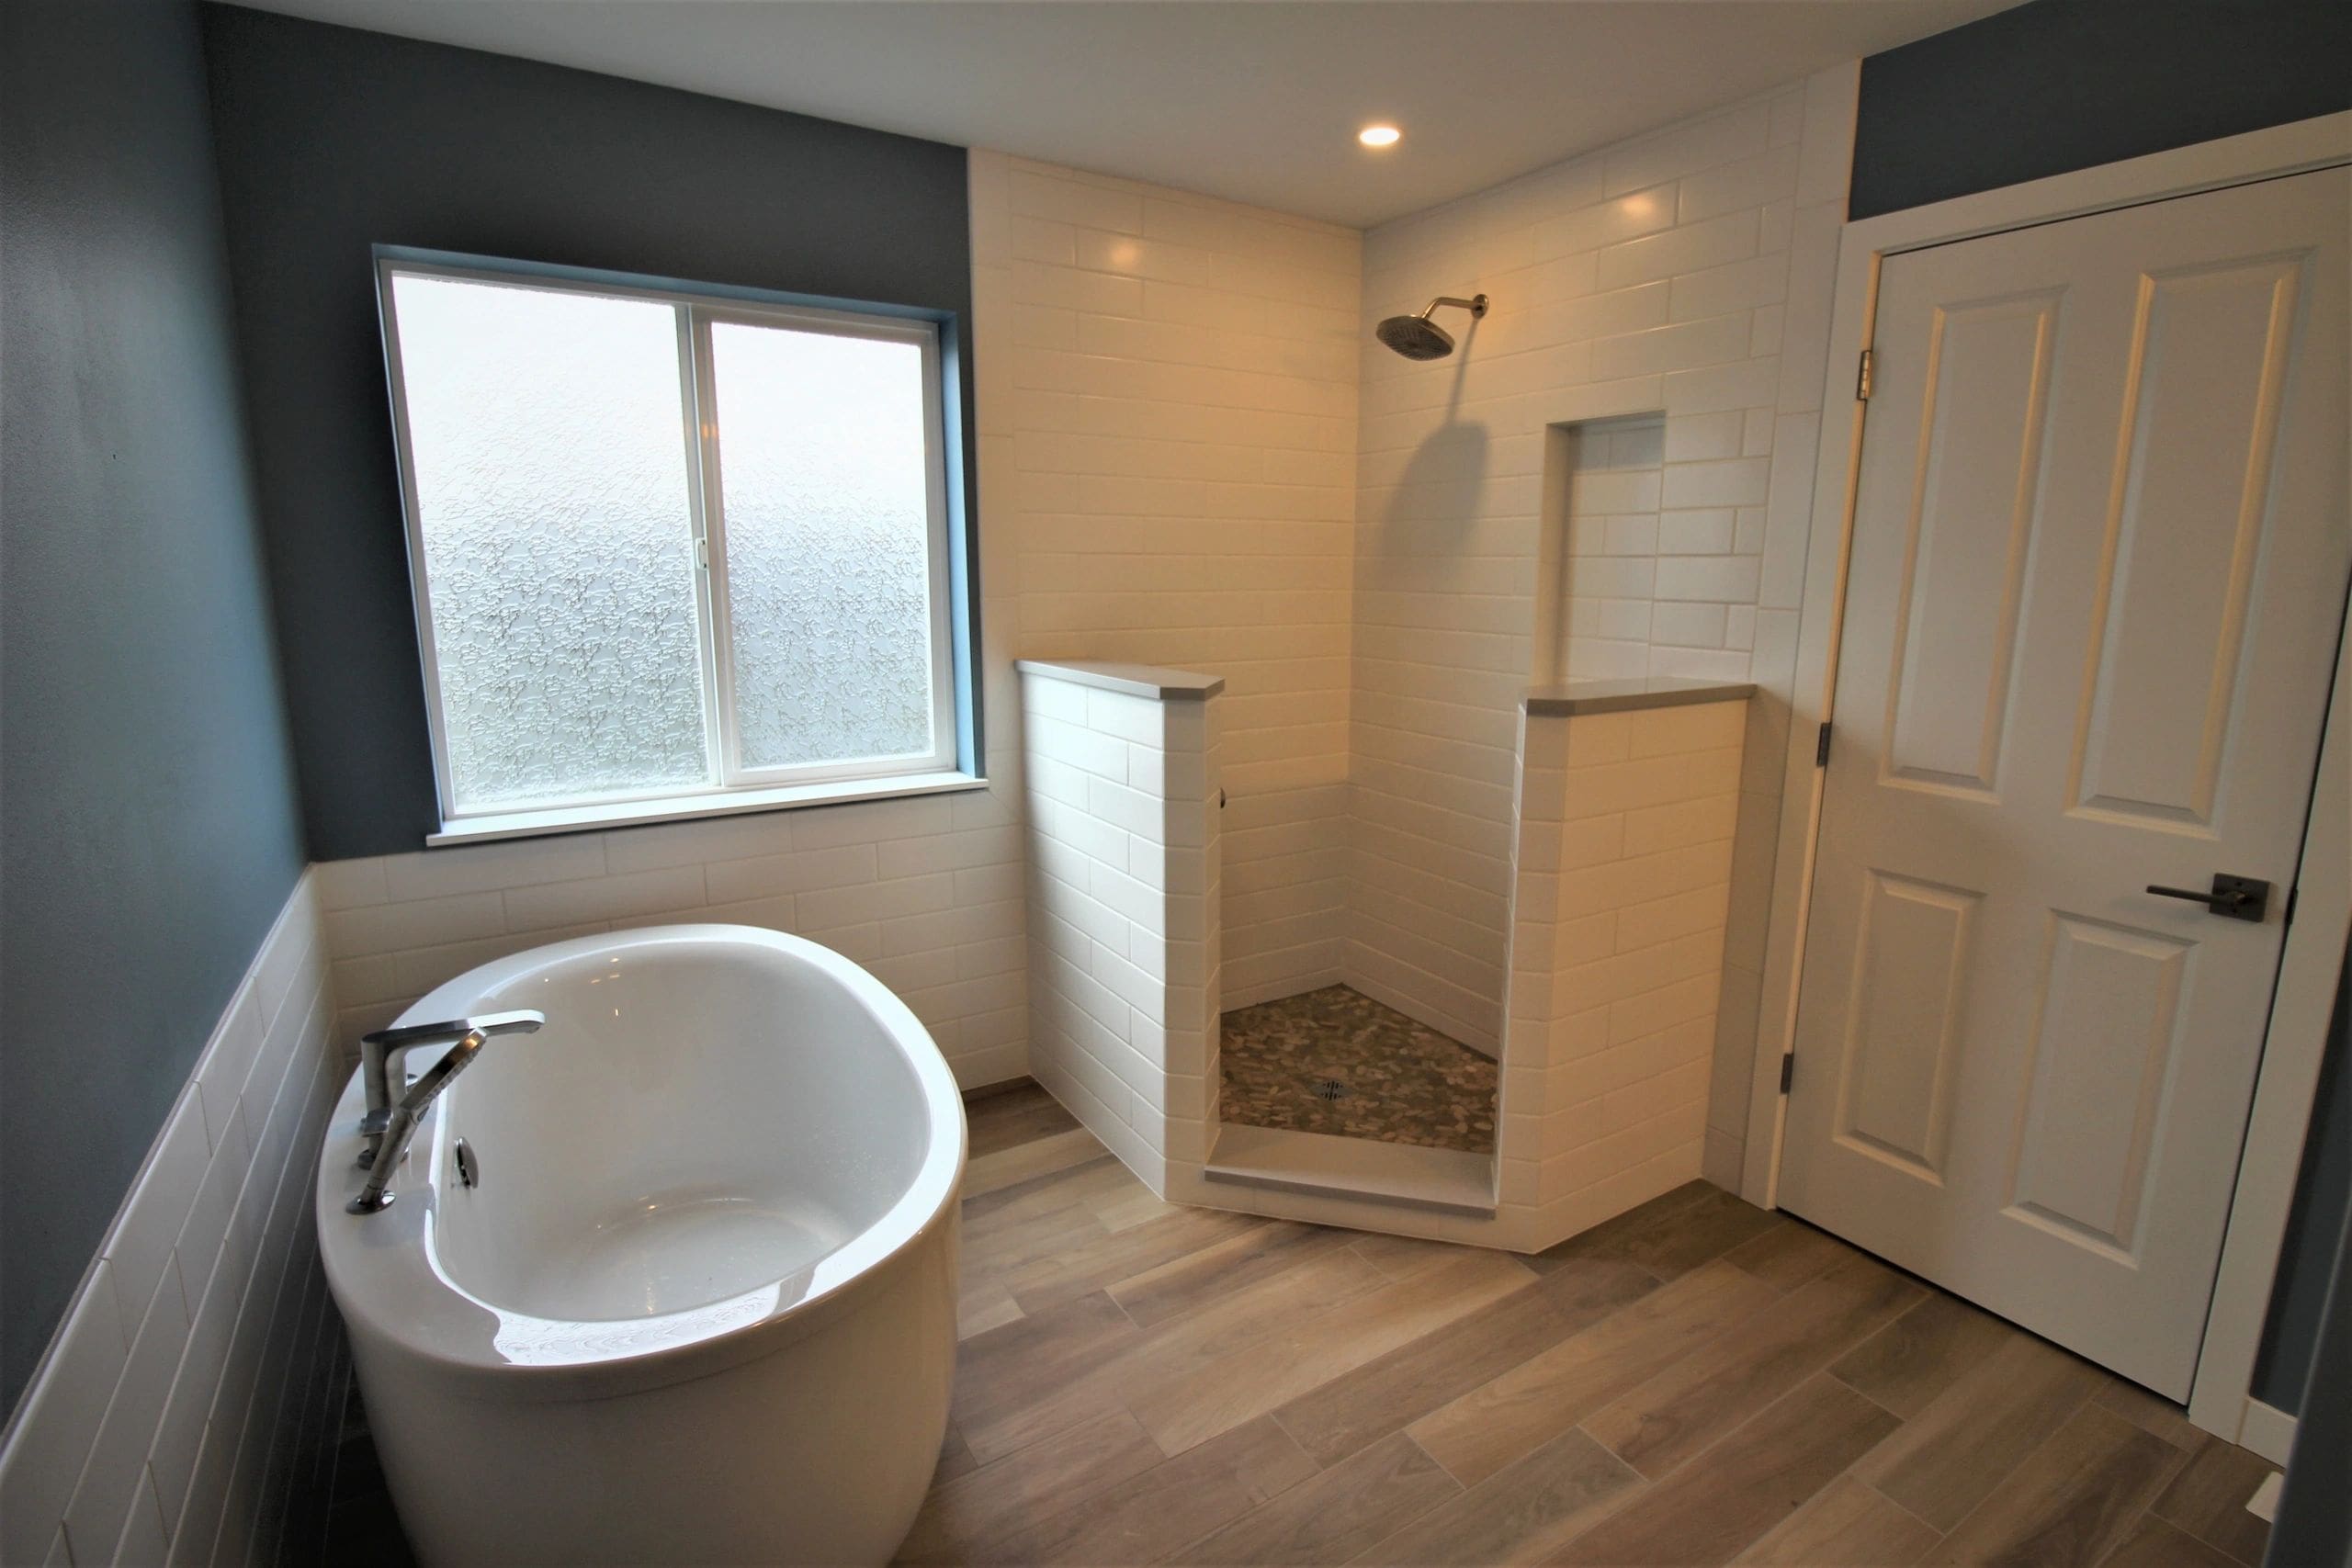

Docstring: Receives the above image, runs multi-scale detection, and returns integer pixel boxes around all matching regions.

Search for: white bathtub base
[354,1228,956,1568]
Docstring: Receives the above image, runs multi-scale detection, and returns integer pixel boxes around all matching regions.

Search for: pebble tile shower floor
[1218,985,1499,1153]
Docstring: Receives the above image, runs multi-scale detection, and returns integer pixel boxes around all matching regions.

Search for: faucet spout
[348,1010,544,1214]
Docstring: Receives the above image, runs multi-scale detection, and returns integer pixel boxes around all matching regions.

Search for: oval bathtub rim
[316,922,968,1402]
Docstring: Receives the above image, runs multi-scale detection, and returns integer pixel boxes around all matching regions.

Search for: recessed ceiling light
[1358,125,1402,149]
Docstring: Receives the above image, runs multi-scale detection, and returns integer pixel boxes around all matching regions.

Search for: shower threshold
[1204,1123,1497,1216]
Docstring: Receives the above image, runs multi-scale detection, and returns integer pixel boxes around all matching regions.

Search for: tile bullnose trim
[1017,660,1226,701]
[1523,678,1758,717]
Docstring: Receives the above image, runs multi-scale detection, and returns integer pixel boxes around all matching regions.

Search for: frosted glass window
[707,321,938,769]
[379,261,959,830]
[390,275,708,811]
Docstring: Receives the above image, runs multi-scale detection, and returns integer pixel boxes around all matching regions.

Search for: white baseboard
[0,871,349,1568]
[2240,1397,2298,1467]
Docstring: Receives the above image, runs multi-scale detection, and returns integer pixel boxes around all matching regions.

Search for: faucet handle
[361,1010,546,1049]
[356,1010,547,1158]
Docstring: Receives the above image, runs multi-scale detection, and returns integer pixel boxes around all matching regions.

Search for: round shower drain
[1311,1077,1351,1101]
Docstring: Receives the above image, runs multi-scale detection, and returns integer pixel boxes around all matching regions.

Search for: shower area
[1214,289,1505,1159]
[1021,265,1755,1247]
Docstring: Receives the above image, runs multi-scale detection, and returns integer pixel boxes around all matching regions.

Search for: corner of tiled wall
[1347,62,1862,1192]
[966,149,1363,1029]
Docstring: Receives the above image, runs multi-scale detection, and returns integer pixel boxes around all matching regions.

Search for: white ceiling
[229,0,2021,229]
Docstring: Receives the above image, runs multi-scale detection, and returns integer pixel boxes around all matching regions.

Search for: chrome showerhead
[1375,293,1488,360]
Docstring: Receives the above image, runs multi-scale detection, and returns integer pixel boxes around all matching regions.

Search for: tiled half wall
[0,876,346,1568]
[1020,661,1223,1195]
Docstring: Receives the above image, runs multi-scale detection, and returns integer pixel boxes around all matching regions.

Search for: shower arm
[1415,294,1489,321]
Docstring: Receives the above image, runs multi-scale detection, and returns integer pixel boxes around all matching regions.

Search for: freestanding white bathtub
[317,924,965,1567]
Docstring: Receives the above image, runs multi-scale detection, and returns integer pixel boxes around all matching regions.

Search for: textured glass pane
[707,320,937,770]
[390,274,709,811]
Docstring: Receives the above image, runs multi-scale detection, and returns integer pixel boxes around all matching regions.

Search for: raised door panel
[1833,872,1980,1180]
[2004,916,2191,1261]
[1884,294,2059,796]
[2070,258,2307,830]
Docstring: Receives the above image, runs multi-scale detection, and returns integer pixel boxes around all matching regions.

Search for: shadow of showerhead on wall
[1376,420,1490,545]
[1372,291,1492,540]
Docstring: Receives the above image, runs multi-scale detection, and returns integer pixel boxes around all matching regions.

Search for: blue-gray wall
[197,4,978,862]
[1849,0,2350,220]
[1852,0,2352,1418]
[1,0,307,1414]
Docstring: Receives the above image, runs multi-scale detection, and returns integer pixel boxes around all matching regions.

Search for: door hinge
[1856,347,1874,401]
[1780,1054,1795,1095]
[2285,884,2299,927]
[1815,721,1833,767]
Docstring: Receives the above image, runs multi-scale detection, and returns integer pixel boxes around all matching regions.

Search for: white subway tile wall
[1021,667,1221,1192]
[0,875,348,1568]
[316,793,1032,1092]
[970,152,1363,1015]
[1348,68,1859,1174]
[1503,700,1747,1237]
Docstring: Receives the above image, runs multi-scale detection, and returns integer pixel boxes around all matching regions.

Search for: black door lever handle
[2145,874,2269,921]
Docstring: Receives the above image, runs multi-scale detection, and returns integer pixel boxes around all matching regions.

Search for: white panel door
[1780,168,2349,1398]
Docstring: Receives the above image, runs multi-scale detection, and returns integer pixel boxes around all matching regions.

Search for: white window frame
[376,257,970,843]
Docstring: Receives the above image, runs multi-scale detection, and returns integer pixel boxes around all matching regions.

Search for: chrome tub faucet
[349,1010,544,1214]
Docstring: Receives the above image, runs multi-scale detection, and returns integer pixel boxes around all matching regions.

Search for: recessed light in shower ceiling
[1357,124,1402,148]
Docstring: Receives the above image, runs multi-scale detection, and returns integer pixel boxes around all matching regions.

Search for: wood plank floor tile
[1005,1201,1268,1313]
[951,1290,1144,1455]
[1556,1375,1901,1566]
[1582,1251,1923,1480]
[1852,1330,2108,1531]
[1925,1404,2184,1568]
[966,1081,1082,1157]
[974,1416,1317,1566]
[1173,1433,1461,1566]
[966,1241,1391,1464]
[1531,1182,1774,1281]
[1349,1231,1476,1282]
[964,1125,1106,1198]
[2092,1381,2207,1454]
[1353,1427,1645,1568]
[1721,1218,1862,1293]
[1535,1253,1668,1320]
[1408,1259,1778,1487]
[1091,1179,1186,1233]
[1270,1275,1601,1468]
[895,1408,1164,1563]
[960,1158,1123,1265]
[899,1091,2288,1568]
[1109,1221,1358,1329]
[1829,1292,2021,1420]
[1524,1180,1715,1269]
[958,1277,1026,1340]
[2099,1515,2244,1568]
[933,1423,978,1487]
[1125,1250,1536,1456]
[962,1146,1133,1224]
[1733,1474,1941,1566]
[2148,1437,2277,1566]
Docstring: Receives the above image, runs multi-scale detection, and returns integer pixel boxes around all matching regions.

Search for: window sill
[424,770,990,847]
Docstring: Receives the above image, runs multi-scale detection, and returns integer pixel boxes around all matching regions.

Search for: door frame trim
[1741,110,2352,1444]
[2190,621,2347,1453]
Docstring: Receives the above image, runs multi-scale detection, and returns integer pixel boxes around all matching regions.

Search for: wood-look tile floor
[925,1083,2282,1568]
